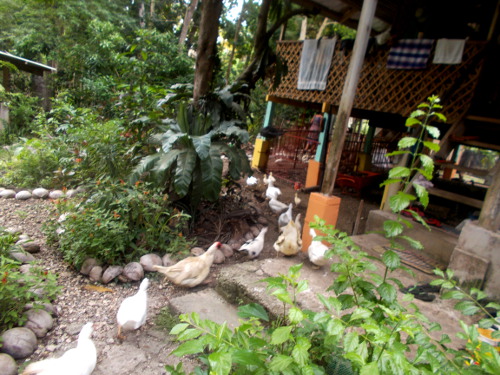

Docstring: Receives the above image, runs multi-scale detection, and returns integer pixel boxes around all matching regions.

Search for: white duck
[263,172,276,185]
[246,176,258,186]
[278,203,293,228]
[265,179,281,200]
[273,214,302,256]
[269,196,288,214]
[237,227,268,259]
[308,228,329,268]
[153,242,222,288]
[116,278,149,340]
[22,322,96,375]
[294,192,301,207]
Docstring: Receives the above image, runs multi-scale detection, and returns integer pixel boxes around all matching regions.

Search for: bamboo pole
[321,0,378,195]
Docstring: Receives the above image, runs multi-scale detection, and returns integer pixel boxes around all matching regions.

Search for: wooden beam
[321,0,378,195]
[427,187,484,209]
[479,161,500,231]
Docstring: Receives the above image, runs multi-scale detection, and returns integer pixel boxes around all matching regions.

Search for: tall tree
[178,0,199,50]
[193,0,223,102]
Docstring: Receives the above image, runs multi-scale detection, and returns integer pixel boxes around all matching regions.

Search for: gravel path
[1,181,378,374]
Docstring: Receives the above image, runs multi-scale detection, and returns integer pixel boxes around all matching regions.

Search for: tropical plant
[130,98,251,208]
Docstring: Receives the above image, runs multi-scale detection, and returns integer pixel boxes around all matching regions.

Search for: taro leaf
[191,134,211,159]
[177,103,190,134]
[382,249,401,269]
[208,352,231,375]
[412,183,429,208]
[174,149,196,197]
[237,303,269,321]
[161,130,186,153]
[200,149,223,201]
[389,191,415,213]
[398,137,417,149]
[130,154,160,183]
[388,166,411,179]
[423,140,440,152]
[219,121,250,143]
[153,149,182,175]
[383,220,404,237]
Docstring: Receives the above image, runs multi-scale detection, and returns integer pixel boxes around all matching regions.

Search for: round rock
[65,189,79,198]
[220,244,234,258]
[161,254,174,267]
[102,266,123,284]
[49,190,65,199]
[139,254,162,272]
[21,242,41,254]
[89,266,103,282]
[15,191,32,200]
[0,327,37,359]
[80,258,99,275]
[213,249,225,264]
[122,262,144,281]
[24,309,54,338]
[32,188,49,199]
[9,251,35,263]
[0,353,17,375]
[0,189,16,199]
[250,226,260,237]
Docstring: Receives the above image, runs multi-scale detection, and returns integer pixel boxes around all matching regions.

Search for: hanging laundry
[298,38,336,90]
[433,39,466,64]
[386,39,434,69]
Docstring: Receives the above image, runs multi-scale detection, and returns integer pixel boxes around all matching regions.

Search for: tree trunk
[316,17,332,39]
[193,0,223,103]
[178,0,199,50]
[139,1,145,28]
[226,0,246,85]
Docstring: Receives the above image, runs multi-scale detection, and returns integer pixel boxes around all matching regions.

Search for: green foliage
[45,179,192,268]
[131,94,251,207]
[0,92,41,144]
[0,229,60,331]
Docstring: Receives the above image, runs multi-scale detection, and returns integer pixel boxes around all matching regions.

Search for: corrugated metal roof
[0,51,56,76]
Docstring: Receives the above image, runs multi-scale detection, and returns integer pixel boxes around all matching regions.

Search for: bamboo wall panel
[269,41,487,124]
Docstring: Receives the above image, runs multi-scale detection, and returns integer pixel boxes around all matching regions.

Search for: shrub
[46,179,193,268]
[0,229,59,331]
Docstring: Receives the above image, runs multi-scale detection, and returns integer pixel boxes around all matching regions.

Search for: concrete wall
[365,210,458,264]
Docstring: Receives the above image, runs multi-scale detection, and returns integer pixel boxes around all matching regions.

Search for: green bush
[0,230,60,331]
[46,179,192,268]
[0,92,41,145]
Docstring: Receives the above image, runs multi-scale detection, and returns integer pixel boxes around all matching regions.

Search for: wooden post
[478,161,500,231]
[314,102,332,163]
[321,0,378,195]
[3,66,10,92]
[262,99,276,131]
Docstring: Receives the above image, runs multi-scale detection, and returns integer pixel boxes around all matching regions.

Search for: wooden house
[254,0,500,298]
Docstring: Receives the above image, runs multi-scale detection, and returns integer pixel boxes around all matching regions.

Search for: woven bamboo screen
[268,40,487,124]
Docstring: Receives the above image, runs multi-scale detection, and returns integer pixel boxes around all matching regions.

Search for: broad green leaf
[191,134,211,159]
[232,350,265,367]
[379,178,401,187]
[170,323,189,335]
[178,328,202,341]
[441,290,465,300]
[410,109,426,118]
[140,51,147,61]
[389,192,415,212]
[326,318,345,336]
[318,295,342,313]
[425,125,440,139]
[343,331,359,352]
[417,102,430,109]
[289,307,304,323]
[271,289,294,305]
[398,137,417,149]
[360,362,379,375]
[383,220,404,238]
[238,303,269,321]
[399,235,423,250]
[378,282,397,302]
[130,154,160,183]
[200,148,223,201]
[405,117,422,127]
[177,103,190,134]
[350,307,372,321]
[412,183,429,208]
[486,302,500,310]
[292,337,311,366]
[171,339,205,356]
[454,300,480,315]
[174,149,196,197]
[434,112,447,122]
[269,355,293,372]
[385,150,409,157]
[208,352,232,375]
[382,249,401,269]
[271,326,293,345]
[388,166,411,179]
[423,140,440,152]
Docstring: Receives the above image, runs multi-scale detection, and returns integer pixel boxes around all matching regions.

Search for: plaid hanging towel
[387,39,434,69]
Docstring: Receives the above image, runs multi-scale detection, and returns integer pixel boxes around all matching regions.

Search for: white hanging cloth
[298,38,336,90]
[433,39,466,64]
